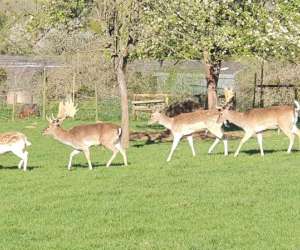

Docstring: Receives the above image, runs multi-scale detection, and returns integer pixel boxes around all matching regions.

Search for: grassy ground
[0,119,300,250]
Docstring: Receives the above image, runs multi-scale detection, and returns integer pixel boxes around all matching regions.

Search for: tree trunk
[204,52,221,109]
[116,55,129,148]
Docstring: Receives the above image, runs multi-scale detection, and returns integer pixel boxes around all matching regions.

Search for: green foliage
[138,1,300,63]
[0,12,9,53]
[76,85,94,97]
[88,19,103,34]
[0,68,7,83]
[1,120,300,249]
[127,72,158,93]
[0,12,7,30]
[45,0,91,24]
[28,0,92,33]
[91,0,144,60]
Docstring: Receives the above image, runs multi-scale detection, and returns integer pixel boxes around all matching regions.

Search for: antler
[57,98,78,120]
[224,87,235,104]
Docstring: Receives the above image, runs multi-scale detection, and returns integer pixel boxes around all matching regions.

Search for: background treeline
[0,0,300,120]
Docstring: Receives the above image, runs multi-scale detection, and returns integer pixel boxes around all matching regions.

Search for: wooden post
[12,75,17,121]
[252,72,257,108]
[72,69,76,103]
[42,67,47,120]
[294,87,298,101]
[95,82,98,121]
[259,61,264,108]
[12,92,16,121]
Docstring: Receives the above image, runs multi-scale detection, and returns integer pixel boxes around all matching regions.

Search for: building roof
[0,55,65,68]
[0,55,68,90]
[128,60,244,76]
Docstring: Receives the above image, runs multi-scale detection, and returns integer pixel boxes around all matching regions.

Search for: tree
[139,0,300,109]
[28,0,145,147]
[0,67,8,94]
[91,0,144,148]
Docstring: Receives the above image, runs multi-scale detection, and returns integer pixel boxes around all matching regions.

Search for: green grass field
[0,119,300,250]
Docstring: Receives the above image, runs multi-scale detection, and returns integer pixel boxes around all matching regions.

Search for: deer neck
[225,111,247,128]
[52,127,75,147]
[158,114,173,130]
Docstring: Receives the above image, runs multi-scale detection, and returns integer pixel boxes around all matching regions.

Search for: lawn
[0,119,300,250]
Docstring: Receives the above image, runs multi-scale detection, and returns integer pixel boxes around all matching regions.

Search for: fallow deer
[149,109,228,162]
[19,104,39,119]
[0,132,31,171]
[218,88,300,156]
[43,98,127,170]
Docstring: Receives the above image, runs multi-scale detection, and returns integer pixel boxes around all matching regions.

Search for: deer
[149,109,228,162]
[218,88,300,156]
[43,98,127,170]
[19,104,39,119]
[0,132,31,171]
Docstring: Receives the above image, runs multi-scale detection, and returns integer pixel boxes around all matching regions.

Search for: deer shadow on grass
[240,149,292,155]
[0,165,41,171]
[132,140,166,148]
[131,130,171,148]
[71,162,126,169]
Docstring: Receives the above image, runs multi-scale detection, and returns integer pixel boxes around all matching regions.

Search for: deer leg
[68,150,80,170]
[12,149,28,171]
[234,131,253,157]
[115,142,128,166]
[287,133,295,153]
[256,133,264,156]
[293,127,300,150]
[106,150,118,168]
[223,138,228,156]
[22,151,28,171]
[83,149,93,170]
[167,134,182,162]
[18,159,24,169]
[280,126,295,153]
[186,135,195,157]
[208,138,220,154]
[208,126,227,155]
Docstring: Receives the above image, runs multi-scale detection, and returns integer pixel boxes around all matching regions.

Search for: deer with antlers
[43,98,127,170]
[149,109,228,162]
[218,88,300,156]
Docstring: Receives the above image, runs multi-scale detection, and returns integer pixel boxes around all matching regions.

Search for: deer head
[148,108,166,125]
[216,88,235,124]
[224,87,235,107]
[43,98,78,135]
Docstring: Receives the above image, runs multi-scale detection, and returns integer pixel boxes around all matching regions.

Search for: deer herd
[1,88,300,171]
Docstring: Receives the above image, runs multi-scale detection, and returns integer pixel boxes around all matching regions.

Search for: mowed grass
[0,119,300,250]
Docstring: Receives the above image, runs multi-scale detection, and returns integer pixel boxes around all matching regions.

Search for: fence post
[294,87,298,101]
[72,70,76,103]
[95,82,98,121]
[12,92,16,121]
[259,61,264,108]
[42,67,47,120]
[252,72,257,108]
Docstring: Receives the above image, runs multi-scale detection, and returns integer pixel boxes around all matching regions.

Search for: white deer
[149,109,228,162]
[0,132,31,171]
[43,98,127,170]
[218,88,300,156]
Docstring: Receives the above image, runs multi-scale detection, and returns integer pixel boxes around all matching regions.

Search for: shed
[0,55,65,105]
[128,60,244,95]
[6,89,35,105]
